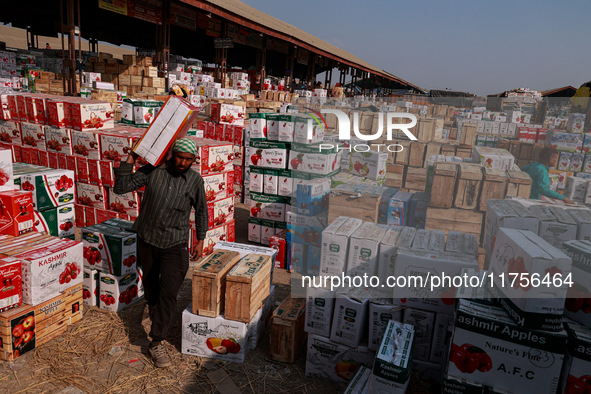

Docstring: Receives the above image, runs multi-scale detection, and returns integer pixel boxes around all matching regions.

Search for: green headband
[172,137,197,155]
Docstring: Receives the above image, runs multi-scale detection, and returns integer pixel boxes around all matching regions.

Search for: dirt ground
[0,204,344,394]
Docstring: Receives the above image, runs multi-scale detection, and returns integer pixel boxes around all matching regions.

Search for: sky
[241,0,591,96]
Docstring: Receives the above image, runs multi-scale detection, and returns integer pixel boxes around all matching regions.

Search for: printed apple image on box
[190,139,233,175]
[0,120,21,146]
[133,100,163,127]
[20,122,46,151]
[249,141,288,169]
[201,221,235,257]
[33,203,75,239]
[67,101,114,131]
[45,126,73,154]
[76,182,107,210]
[207,196,234,228]
[81,224,138,276]
[248,217,261,244]
[248,113,267,139]
[99,268,144,312]
[249,193,287,222]
[83,267,99,307]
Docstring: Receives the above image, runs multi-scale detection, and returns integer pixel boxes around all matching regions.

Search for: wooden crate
[531,143,545,162]
[423,142,442,167]
[405,167,427,192]
[508,141,521,159]
[455,145,473,159]
[460,123,477,146]
[496,139,510,151]
[479,167,508,211]
[269,295,307,363]
[441,144,457,157]
[0,283,83,361]
[454,163,483,210]
[426,207,484,237]
[519,143,534,161]
[130,75,142,86]
[408,142,427,168]
[385,164,405,188]
[328,188,382,224]
[192,250,241,317]
[506,170,532,198]
[429,162,458,208]
[225,254,272,323]
[395,140,411,165]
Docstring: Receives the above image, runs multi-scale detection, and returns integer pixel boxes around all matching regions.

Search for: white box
[377,226,404,278]
[387,191,413,226]
[449,299,567,394]
[0,148,13,192]
[402,307,434,361]
[488,228,572,331]
[368,301,403,351]
[567,208,591,241]
[248,141,288,169]
[247,218,261,244]
[98,269,144,312]
[248,113,266,139]
[305,334,375,383]
[560,321,591,394]
[429,312,453,364]
[347,151,388,184]
[368,320,414,393]
[346,222,387,275]
[344,366,371,394]
[329,295,369,347]
[319,217,363,276]
[249,167,264,193]
[17,238,83,305]
[538,206,578,249]
[562,241,591,327]
[305,286,335,337]
[82,267,99,307]
[565,176,588,202]
[472,146,515,170]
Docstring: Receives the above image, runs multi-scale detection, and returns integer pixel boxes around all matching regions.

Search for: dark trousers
[138,237,189,342]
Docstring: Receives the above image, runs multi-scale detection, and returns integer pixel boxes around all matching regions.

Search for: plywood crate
[441,144,457,157]
[531,143,545,162]
[455,145,473,159]
[496,139,510,151]
[508,141,521,159]
[426,207,484,237]
[225,254,272,323]
[423,142,442,167]
[385,164,405,188]
[479,167,507,211]
[0,283,83,361]
[429,162,458,208]
[404,167,427,192]
[454,163,483,210]
[519,142,534,161]
[395,140,411,165]
[192,250,241,317]
[269,295,307,363]
[130,75,142,86]
[328,187,382,224]
[408,142,427,168]
[460,123,477,146]
[506,170,532,198]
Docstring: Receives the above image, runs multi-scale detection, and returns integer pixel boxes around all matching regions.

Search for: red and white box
[0,120,21,145]
[38,150,49,168]
[20,147,32,164]
[195,220,236,257]
[10,145,21,163]
[84,206,97,226]
[203,170,234,203]
[88,159,102,185]
[95,209,118,224]
[0,190,35,236]
[83,267,99,307]
[20,169,76,210]
[214,124,224,141]
[269,229,287,269]
[234,165,243,185]
[99,160,115,187]
[207,196,234,227]
[71,129,101,160]
[20,122,46,151]
[58,153,67,170]
[189,138,234,175]
[0,148,13,191]
[98,268,144,312]
[77,182,107,210]
[16,95,27,122]
[16,238,83,306]
[210,103,246,127]
[75,157,89,184]
[45,126,73,154]
[224,125,234,143]
[133,95,199,166]
[0,256,22,313]
[48,151,59,169]
[66,155,77,180]
[25,96,47,124]
[99,128,138,162]
[29,149,40,166]
[75,204,86,227]
[67,100,115,131]
[108,189,140,217]
[46,99,68,128]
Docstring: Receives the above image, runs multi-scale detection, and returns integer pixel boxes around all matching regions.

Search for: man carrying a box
[114,137,208,368]
[520,147,574,204]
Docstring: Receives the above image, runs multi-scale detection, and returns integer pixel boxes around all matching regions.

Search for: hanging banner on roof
[128,0,162,25]
[171,3,196,30]
[98,0,128,15]
[197,13,222,37]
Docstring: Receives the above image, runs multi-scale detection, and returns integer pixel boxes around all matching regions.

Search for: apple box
[277,114,296,142]
[402,307,435,362]
[76,182,107,210]
[16,238,83,306]
[368,320,414,393]
[0,120,21,146]
[249,192,288,222]
[304,287,335,337]
[108,189,139,217]
[67,100,115,131]
[347,151,388,183]
[0,149,13,192]
[99,160,115,187]
[0,191,35,236]
[377,226,407,278]
[368,301,403,352]
[288,143,342,175]
[248,217,261,244]
[448,299,567,394]
[33,203,76,239]
[387,191,413,226]
[249,141,288,169]
[71,129,101,160]
[189,139,234,175]
[46,99,67,128]
[202,170,234,203]
[20,122,46,151]
[82,267,99,307]
[98,268,144,312]
[269,229,287,269]
[24,96,46,124]
[249,167,264,193]
[296,178,331,216]
[319,216,363,276]
[20,169,75,210]
[45,127,72,155]
[200,221,236,257]
[488,228,572,331]
[294,115,324,144]
[81,223,138,276]
[562,240,591,327]
[305,334,376,384]
[99,130,137,162]
[133,100,163,127]
[211,103,246,127]
[207,196,234,228]
[329,293,369,347]
[133,96,199,166]
[248,113,267,139]
[0,257,22,313]
[559,321,591,394]
[75,157,89,183]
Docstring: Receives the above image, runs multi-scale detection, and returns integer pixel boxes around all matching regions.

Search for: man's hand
[564,197,575,204]
[191,239,204,261]
[126,150,139,165]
